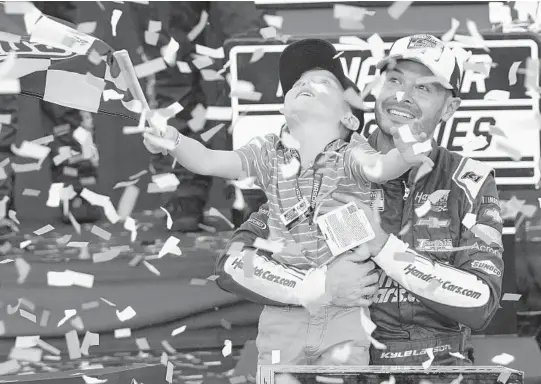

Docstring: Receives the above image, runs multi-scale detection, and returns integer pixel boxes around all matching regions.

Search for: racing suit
[131,2,266,231]
[215,128,504,366]
[0,2,100,230]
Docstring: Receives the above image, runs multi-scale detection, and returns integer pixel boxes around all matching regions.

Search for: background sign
[227,34,541,189]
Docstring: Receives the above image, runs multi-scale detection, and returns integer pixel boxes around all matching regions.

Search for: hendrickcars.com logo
[231,258,297,288]
[0,40,78,60]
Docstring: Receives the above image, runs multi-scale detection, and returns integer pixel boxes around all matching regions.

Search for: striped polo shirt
[235,132,377,269]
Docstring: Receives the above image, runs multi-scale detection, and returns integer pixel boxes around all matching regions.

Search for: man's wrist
[369,232,390,256]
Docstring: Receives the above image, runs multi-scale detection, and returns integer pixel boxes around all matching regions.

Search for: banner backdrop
[226,33,541,190]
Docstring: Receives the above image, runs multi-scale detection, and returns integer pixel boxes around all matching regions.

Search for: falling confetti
[491,352,515,365]
[388,1,413,20]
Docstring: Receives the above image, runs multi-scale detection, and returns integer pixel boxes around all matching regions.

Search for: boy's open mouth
[297,91,314,98]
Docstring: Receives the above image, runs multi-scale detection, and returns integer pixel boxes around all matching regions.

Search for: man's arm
[370,172,503,330]
[215,205,329,306]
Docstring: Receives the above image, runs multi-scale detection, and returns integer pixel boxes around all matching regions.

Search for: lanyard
[277,149,324,226]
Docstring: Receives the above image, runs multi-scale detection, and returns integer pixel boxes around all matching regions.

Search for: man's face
[283,69,348,123]
[375,60,458,138]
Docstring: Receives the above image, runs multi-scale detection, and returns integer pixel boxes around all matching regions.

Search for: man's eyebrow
[387,67,403,75]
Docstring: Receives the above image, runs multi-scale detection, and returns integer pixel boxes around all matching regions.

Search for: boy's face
[283,69,349,125]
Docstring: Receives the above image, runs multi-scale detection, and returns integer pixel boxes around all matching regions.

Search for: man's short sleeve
[343,132,379,188]
[234,134,278,189]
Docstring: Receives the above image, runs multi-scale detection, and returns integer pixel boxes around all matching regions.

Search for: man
[131,2,266,232]
[0,2,101,244]
[215,34,504,366]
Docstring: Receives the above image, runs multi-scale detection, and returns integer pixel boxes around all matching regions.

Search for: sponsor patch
[453,158,492,207]
[473,223,503,247]
[414,190,449,212]
[247,218,267,230]
[230,257,296,288]
[482,196,500,207]
[471,260,502,277]
[370,189,385,212]
[483,208,502,224]
[416,238,453,252]
[471,242,503,258]
[375,270,418,304]
[380,344,451,359]
[407,34,442,50]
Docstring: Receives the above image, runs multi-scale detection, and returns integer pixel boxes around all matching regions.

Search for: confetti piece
[82,375,107,384]
[393,252,416,263]
[19,309,37,323]
[414,161,433,183]
[22,188,40,197]
[161,340,176,354]
[15,258,30,284]
[397,125,416,143]
[9,347,42,363]
[166,361,174,383]
[116,306,136,322]
[367,33,385,61]
[250,48,265,64]
[110,9,122,36]
[0,79,20,94]
[491,352,515,365]
[280,157,300,179]
[15,335,39,349]
[253,238,284,254]
[462,134,488,152]
[92,249,121,264]
[77,21,97,34]
[489,125,507,138]
[144,30,159,46]
[442,18,460,43]
[158,236,181,258]
[388,1,413,19]
[0,360,20,376]
[58,309,77,327]
[90,225,111,241]
[415,200,431,218]
[281,132,301,149]
[220,318,232,330]
[56,234,72,245]
[36,339,60,356]
[222,340,232,357]
[66,241,89,248]
[159,206,173,230]
[360,307,376,335]
[133,338,150,352]
[82,301,99,310]
[207,207,235,229]
[412,139,433,155]
[161,37,180,66]
[176,61,192,73]
[200,123,225,143]
[195,44,225,59]
[484,90,510,101]
[201,69,224,82]
[508,61,522,86]
[260,26,277,39]
[134,57,167,79]
[20,240,31,249]
[12,140,50,161]
[502,293,522,301]
[263,14,284,29]
[100,297,116,307]
[422,347,435,369]
[187,10,208,41]
[143,260,161,276]
[449,351,466,359]
[497,371,512,384]
[115,328,131,338]
[495,139,522,161]
[65,330,82,360]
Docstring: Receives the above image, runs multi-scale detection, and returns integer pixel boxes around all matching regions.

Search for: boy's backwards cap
[376,34,471,96]
[279,38,364,128]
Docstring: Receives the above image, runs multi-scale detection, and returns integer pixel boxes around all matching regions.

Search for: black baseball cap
[279,38,364,129]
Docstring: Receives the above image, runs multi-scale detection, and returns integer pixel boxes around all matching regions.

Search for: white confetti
[442,18,460,43]
[15,258,30,284]
[280,157,300,178]
[171,325,187,336]
[509,61,522,86]
[110,9,122,37]
[484,90,510,101]
[34,224,54,236]
[338,36,369,48]
[462,212,477,229]
[116,306,136,322]
[422,347,435,369]
[502,293,522,301]
[158,236,182,258]
[114,328,131,339]
[82,375,107,384]
[222,340,232,357]
[367,33,385,61]
[415,200,432,218]
[387,1,413,20]
[491,352,515,365]
[271,349,280,364]
[187,10,208,41]
[161,37,180,66]
[160,206,173,230]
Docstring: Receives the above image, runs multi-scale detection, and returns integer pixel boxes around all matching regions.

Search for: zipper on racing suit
[402,180,410,200]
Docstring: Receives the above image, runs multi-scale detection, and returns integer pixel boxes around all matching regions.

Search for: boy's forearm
[168,133,213,175]
[371,149,410,183]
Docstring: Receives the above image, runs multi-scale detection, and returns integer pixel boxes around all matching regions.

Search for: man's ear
[341,112,360,131]
[441,96,461,122]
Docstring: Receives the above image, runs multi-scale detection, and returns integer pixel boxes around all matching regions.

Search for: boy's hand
[143,124,179,154]
[390,122,434,168]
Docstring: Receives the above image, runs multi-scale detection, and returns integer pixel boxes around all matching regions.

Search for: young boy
[143,39,428,366]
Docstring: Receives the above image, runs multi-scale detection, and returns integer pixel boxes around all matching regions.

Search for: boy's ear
[341,112,360,132]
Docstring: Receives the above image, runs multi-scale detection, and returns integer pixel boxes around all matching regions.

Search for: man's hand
[390,122,434,168]
[325,246,380,307]
[332,190,390,256]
